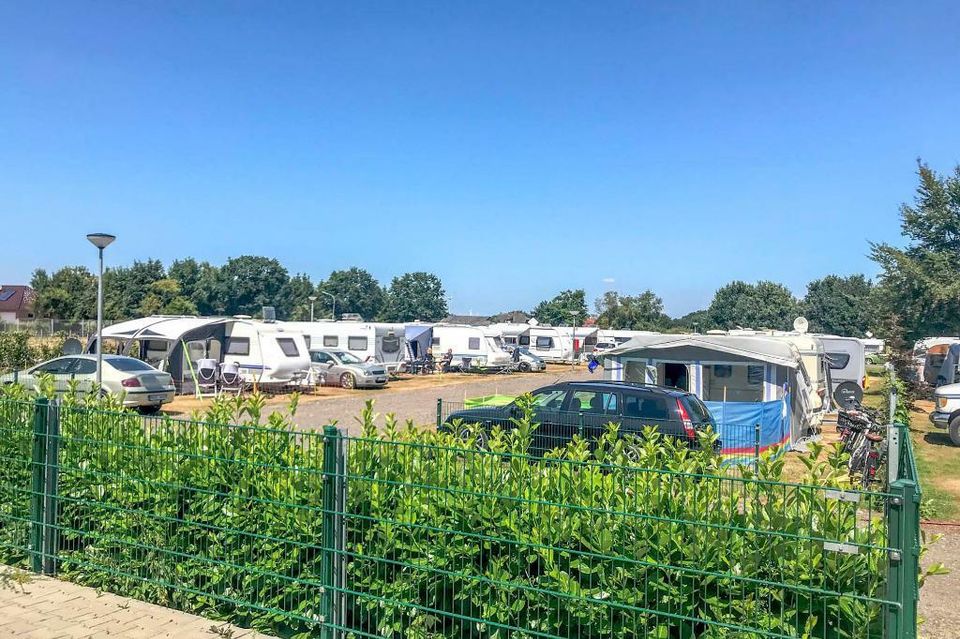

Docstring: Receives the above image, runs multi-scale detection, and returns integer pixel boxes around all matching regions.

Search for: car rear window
[108,357,156,372]
[683,396,714,422]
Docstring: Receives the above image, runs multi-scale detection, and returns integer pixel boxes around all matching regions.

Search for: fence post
[436,398,442,431]
[321,425,345,639]
[578,412,585,439]
[42,401,60,576]
[753,423,761,471]
[29,398,49,573]
[885,478,920,639]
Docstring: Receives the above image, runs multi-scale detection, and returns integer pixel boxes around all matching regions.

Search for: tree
[31,266,97,320]
[532,289,588,326]
[319,268,385,320]
[802,275,873,336]
[669,309,714,333]
[871,161,960,341]
[707,280,799,331]
[381,272,448,322]
[279,274,316,320]
[103,259,166,320]
[594,290,669,331]
[213,256,290,317]
[137,279,198,316]
[169,258,220,314]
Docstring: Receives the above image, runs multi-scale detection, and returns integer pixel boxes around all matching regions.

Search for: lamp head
[86,233,116,250]
[308,296,318,302]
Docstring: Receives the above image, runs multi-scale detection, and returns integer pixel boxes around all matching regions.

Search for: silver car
[511,347,547,372]
[1,354,176,413]
[309,349,388,389]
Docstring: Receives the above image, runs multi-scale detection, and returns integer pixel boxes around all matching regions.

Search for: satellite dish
[62,338,83,356]
[793,316,809,334]
[865,331,874,338]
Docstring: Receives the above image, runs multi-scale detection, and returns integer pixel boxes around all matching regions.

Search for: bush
[0,389,902,638]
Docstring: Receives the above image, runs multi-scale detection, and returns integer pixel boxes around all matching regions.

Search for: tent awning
[603,334,801,368]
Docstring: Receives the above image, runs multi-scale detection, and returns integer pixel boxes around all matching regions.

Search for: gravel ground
[288,366,594,434]
[919,524,960,639]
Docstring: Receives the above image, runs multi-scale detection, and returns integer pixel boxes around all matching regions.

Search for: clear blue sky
[2,1,959,316]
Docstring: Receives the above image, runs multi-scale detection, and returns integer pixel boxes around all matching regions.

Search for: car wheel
[949,416,960,446]
[340,372,356,389]
[138,404,162,416]
[457,426,489,450]
[518,362,531,373]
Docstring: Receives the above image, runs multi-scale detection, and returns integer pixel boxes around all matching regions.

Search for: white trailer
[595,329,659,353]
[817,335,866,409]
[430,324,513,369]
[488,322,532,348]
[284,321,406,371]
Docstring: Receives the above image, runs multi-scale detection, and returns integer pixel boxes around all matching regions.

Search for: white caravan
[91,315,311,393]
[817,336,866,409]
[284,321,406,372]
[595,329,659,353]
[488,323,532,348]
[430,324,513,369]
[528,326,571,362]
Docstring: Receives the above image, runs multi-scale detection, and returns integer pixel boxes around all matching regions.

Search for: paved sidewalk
[0,569,276,639]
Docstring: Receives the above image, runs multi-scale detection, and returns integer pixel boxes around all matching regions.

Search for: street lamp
[319,291,336,320]
[568,310,580,367]
[308,295,318,322]
[86,233,116,389]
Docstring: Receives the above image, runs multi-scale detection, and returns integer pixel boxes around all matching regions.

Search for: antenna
[793,316,809,334]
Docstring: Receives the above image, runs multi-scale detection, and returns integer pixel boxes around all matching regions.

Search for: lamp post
[568,310,580,367]
[308,295,317,322]
[320,291,336,320]
[86,233,116,389]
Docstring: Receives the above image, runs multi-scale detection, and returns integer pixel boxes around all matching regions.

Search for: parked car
[930,382,960,445]
[443,380,717,453]
[0,354,175,413]
[510,347,546,372]
[309,349,388,389]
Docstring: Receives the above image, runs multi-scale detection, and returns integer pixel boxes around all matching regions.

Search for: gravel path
[919,524,960,639]
[289,367,594,434]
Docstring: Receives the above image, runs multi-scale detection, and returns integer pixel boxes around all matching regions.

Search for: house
[0,285,36,323]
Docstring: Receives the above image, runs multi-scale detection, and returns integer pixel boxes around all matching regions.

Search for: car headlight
[937,396,948,409]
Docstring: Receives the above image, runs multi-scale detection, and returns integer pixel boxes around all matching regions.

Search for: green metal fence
[0,396,923,639]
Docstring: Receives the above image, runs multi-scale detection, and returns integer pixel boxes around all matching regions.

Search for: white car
[930,382,960,445]
[1,354,176,414]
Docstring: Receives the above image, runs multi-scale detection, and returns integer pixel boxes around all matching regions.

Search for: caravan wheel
[340,372,356,389]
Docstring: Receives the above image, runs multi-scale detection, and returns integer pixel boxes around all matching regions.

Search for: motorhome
[429,324,513,370]
[913,337,960,385]
[91,316,311,393]
[817,336,866,409]
[284,321,406,372]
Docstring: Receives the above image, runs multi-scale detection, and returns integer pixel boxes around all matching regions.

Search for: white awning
[603,333,801,368]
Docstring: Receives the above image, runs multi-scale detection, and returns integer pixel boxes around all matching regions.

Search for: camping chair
[196,358,219,398]
[219,361,243,396]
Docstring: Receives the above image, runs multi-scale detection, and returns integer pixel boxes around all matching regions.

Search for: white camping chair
[219,361,243,396]
[196,358,219,397]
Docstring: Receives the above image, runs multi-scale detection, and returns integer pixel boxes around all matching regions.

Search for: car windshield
[107,357,156,372]
[332,351,363,364]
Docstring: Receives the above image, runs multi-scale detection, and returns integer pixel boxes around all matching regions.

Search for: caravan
[284,321,406,372]
[488,323,532,348]
[91,316,311,393]
[595,329,659,354]
[817,336,866,409]
[430,324,513,370]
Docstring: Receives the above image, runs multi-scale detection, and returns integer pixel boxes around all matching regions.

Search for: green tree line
[30,257,449,323]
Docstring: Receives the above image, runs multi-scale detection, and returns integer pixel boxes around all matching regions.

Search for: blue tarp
[703,396,791,460]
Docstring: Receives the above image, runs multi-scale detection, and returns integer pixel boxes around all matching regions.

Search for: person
[441,349,454,373]
[512,347,521,364]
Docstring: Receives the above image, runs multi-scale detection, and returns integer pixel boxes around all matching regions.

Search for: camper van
[91,316,312,393]
[817,336,866,409]
[284,321,406,372]
[429,325,513,370]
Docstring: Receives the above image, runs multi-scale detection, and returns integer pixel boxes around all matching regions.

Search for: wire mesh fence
[0,395,922,638]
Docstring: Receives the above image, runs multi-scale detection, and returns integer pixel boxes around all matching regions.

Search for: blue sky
[2,2,959,316]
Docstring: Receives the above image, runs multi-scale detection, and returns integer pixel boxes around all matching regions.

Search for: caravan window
[276,338,300,357]
[382,333,401,353]
[468,337,481,350]
[225,337,250,356]
[747,365,764,385]
[348,336,368,351]
[431,337,440,346]
[303,335,311,350]
[536,336,554,349]
[703,364,764,402]
[323,335,339,347]
[519,334,530,346]
[827,353,851,370]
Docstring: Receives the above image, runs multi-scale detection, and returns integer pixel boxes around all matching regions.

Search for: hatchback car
[309,349,388,389]
[444,380,717,453]
[1,354,176,413]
